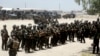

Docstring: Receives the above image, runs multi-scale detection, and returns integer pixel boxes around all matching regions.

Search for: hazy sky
[0,0,83,11]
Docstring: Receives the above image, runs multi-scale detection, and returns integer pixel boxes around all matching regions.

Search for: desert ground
[0,17,99,56]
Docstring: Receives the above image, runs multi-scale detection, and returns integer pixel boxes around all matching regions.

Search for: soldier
[21,25,26,49]
[51,26,60,46]
[65,24,68,41]
[23,25,29,52]
[7,36,19,56]
[60,26,67,44]
[77,29,81,41]
[11,25,17,38]
[16,26,21,50]
[67,26,72,41]
[92,28,99,54]
[38,28,45,50]
[71,27,75,42]
[1,25,9,50]
[25,24,33,53]
[84,25,90,38]
[80,27,85,43]
[32,25,37,51]
[44,27,53,48]
[92,20,100,54]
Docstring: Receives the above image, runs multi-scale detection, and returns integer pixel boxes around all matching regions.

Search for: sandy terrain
[0,18,99,56]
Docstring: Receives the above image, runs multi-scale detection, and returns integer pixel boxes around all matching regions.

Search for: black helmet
[3,25,6,27]
[13,25,16,29]
[33,25,36,29]
[21,24,24,28]
[24,25,26,28]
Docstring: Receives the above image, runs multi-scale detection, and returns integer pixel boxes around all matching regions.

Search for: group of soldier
[1,18,100,56]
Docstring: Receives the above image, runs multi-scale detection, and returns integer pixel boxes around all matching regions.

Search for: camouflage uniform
[1,25,9,50]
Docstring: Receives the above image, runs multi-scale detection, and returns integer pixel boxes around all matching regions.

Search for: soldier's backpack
[7,38,13,48]
[12,39,19,49]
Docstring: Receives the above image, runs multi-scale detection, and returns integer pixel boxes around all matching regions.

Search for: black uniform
[60,29,67,44]
[93,32,99,54]
[25,27,33,53]
[80,28,85,43]
[32,28,37,50]
[93,22,100,54]
[21,26,26,49]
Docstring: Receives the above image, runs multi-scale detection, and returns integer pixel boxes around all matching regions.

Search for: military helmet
[3,25,6,27]
[97,18,99,21]
[24,25,26,28]
[33,25,36,29]
[21,24,24,28]
[13,25,16,29]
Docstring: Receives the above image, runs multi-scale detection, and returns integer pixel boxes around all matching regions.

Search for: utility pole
[59,0,61,11]
[25,0,27,8]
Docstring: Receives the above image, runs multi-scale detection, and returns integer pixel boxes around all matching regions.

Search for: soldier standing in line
[32,26,37,51]
[38,27,45,50]
[1,25,9,50]
[60,26,67,44]
[23,26,29,52]
[16,26,21,50]
[92,28,99,54]
[92,20,100,54]
[11,25,17,38]
[25,24,33,53]
[67,25,72,41]
[71,27,75,42]
[77,29,81,41]
[80,27,86,43]
[51,26,60,46]
[20,25,26,49]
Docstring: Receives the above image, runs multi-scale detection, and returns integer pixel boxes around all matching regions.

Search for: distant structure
[1,8,63,13]
[0,6,3,10]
